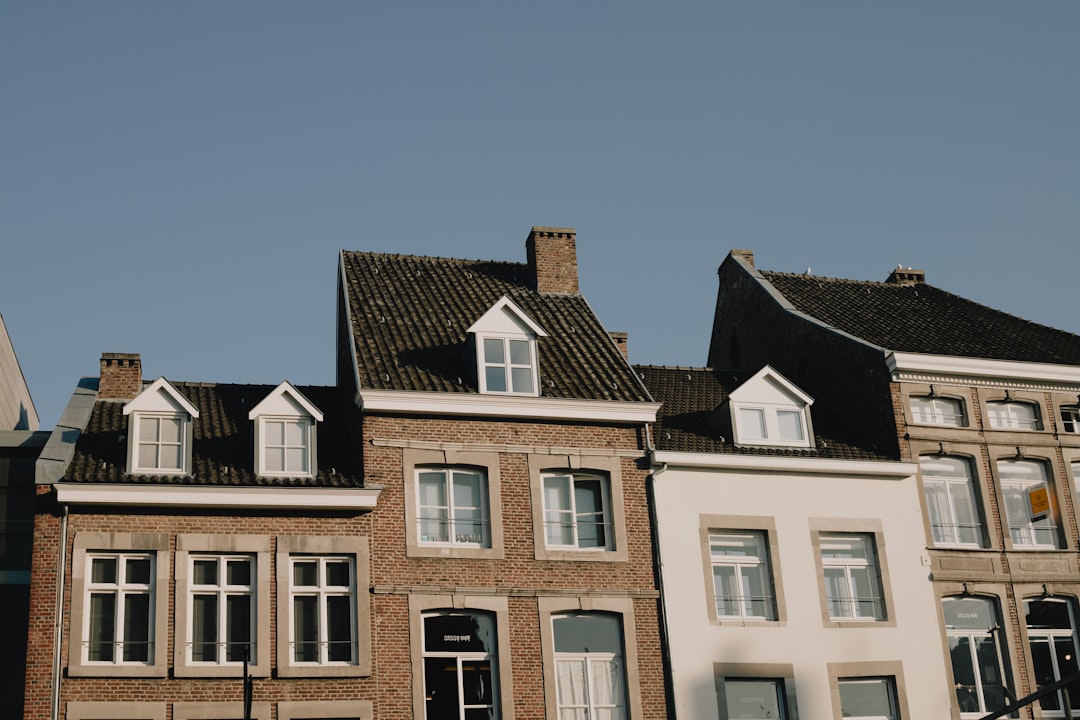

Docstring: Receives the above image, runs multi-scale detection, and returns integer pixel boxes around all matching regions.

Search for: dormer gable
[727,366,815,449]
[248,381,323,478]
[467,296,548,396]
[123,377,200,475]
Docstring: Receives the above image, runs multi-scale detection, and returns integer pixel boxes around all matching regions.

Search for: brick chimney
[98,353,143,400]
[885,265,926,286]
[609,332,629,360]
[526,226,578,294]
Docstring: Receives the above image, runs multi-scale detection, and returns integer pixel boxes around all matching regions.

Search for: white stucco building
[640,365,953,719]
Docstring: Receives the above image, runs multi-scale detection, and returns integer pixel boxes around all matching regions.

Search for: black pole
[243,647,253,720]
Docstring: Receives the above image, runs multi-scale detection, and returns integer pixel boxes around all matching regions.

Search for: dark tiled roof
[66,383,362,487]
[636,365,888,461]
[762,271,1080,365]
[341,251,650,402]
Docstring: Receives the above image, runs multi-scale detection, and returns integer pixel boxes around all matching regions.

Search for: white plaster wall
[653,463,953,719]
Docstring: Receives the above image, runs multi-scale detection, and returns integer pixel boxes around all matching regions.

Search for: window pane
[160,417,182,443]
[265,420,284,445]
[123,593,150,662]
[285,447,306,472]
[326,595,353,661]
[284,420,304,445]
[425,657,463,718]
[725,679,783,719]
[265,447,285,472]
[453,472,481,508]
[713,565,739,616]
[575,479,605,549]
[226,559,251,586]
[91,557,117,584]
[776,410,803,440]
[509,339,531,365]
[193,558,217,585]
[839,678,894,719]
[139,416,159,442]
[483,338,505,364]
[293,561,318,587]
[159,443,182,469]
[292,595,318,662]
[325,560,351,587]
[419,471,448,506]
[739,408,766,440]
[485,366,507,392]
[88,593,116,662]
[226,594,252,662]
[553,614,622,654]
[138,444,159,468]
[126,557,151,584]
[192,594,218,662]
[510,367,533,394]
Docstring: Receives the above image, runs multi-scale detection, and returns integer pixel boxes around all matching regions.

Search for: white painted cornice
[650,450,916,478]
[55,482,381,510]
[357,389,660,423]
[886,352,1080,391]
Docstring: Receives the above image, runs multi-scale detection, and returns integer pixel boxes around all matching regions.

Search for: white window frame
[997,459,1059,548]
[943,595,1010,718]
[421,611,500,720]
[837,677,899,720]
[1061,406,1080,434]
[552,613,627,720]
[732,403,810,447]
[477,333,539,396]
[920,455,985,548]
[187,553,255,666]
[131,412,188,474]
[288,555,357,666]
[542,472,614,551]
[910,396,966,426]
[1024,597,1080,717]
[986,400,1042,430]
[709,531,776,620]
[83,552,156,666]
[819,534,885,621]
[258,416,313,477]
[416,467,490,547]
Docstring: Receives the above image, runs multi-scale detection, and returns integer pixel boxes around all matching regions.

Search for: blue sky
[3,2,1079,429]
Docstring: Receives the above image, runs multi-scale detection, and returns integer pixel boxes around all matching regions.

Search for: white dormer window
[728,366,814,449]
[248,382,323,478]
[467,296,548,396]
[123,378,199,475]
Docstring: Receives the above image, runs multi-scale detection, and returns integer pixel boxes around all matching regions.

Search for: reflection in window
[911,396,966,426]
[943,596,1009,717]
[724,678,787,719]
[997,459,1058,548]
[820,534,885,621]
[417,468,489,547]
[920,455,984,547]
[423,612,498,720]
[1061,407,1080,434]
[986,401,1041,430]
[543,473,613,550]
[553,613,626,720]
[710,532,776,620]
[1025,598,1080,716]
[838,677,898,720]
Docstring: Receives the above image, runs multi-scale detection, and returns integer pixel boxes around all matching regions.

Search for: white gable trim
[651,450,916,478]
[247,381,324,421]
[123,377,200,417]
[466,296,549,337]
[55,482,380,510]
[887,351,1080,391]
[358,389,659,423]
[728,365,814,406]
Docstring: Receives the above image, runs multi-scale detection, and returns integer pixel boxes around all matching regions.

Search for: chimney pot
[526,226,578,294]
[98,352,143,400]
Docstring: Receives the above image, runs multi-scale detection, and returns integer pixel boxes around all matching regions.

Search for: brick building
[25,227,667,720]
[26,355,379,720]
[708,250,1080,719]
[337,227,666,719]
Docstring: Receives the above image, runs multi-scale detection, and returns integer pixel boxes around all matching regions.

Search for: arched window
[911,396,966,426]
[422,611,499,719]
[553,613,627,720]
[920,455,984,547]
[986,400,1041,430]
[942,595,1010,717]
[997,459,1058,548]
[1024,597,1080,716]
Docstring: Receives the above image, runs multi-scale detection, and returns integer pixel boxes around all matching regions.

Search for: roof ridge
[761,269,897,287]
[343,250,525,268]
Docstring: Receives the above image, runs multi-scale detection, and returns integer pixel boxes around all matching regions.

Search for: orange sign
[1028,485,1051,520]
